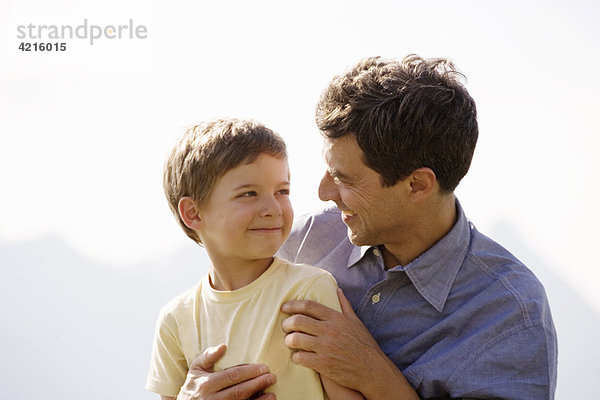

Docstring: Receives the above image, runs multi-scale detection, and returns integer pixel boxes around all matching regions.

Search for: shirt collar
[395,199,470,312]
[346,243,372,269]
[347,199,471,312]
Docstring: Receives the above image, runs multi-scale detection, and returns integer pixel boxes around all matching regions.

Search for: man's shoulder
[292,205,345,236]
[468,228,542,288]
[465,226,553,326]
[279,206,349,262]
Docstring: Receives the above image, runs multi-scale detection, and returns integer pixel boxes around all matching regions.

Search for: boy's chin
[246,247,280,261]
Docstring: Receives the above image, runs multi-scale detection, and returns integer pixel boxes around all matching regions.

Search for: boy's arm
[161,396,175,400]
[322,376,365,400]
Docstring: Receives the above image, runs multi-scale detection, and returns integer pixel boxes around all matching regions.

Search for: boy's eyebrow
[232,181,290,191]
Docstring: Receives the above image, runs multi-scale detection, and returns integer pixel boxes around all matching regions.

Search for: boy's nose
[262,195,283,217]
[318,171,340,202]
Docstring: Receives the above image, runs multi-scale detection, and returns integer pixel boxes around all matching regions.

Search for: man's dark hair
[315,55,478,193]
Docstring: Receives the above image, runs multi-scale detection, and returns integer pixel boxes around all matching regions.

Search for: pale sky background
[1,0,599,398]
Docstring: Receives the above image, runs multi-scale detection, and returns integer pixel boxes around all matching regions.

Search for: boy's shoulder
[157,283,201,322]
[275,257,334,280]
[274,257,341,311]
[272,257,338,296]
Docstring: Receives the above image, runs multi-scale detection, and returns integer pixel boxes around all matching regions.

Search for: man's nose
[318,171,339,202]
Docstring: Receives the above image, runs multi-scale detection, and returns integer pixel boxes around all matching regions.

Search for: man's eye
[277,189,290,195]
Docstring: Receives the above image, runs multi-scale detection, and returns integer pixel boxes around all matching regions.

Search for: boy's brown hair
[163,118,287,243]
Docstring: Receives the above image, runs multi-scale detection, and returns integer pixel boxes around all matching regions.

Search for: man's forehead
[321,135,359,160]
[320,138,339,166]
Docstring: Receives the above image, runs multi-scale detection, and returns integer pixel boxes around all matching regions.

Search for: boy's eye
[277,189,290,195]
[242,191,257,197]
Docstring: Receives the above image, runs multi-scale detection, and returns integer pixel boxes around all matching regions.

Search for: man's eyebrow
[328,169,352,182]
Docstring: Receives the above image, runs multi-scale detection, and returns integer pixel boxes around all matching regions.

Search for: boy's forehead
[224,153,290,182]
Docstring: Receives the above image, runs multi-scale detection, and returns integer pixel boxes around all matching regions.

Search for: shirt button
[372,248,381,257]
[371,293,381,304]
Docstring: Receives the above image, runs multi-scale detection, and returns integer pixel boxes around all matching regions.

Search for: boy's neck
[208,256,274,291]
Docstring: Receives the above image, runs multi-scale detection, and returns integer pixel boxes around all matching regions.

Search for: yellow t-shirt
[146,257,341,399]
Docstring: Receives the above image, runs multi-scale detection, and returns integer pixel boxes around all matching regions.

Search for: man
[176,55,557,399]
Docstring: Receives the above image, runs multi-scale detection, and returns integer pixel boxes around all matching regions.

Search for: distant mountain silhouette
[0,235,207,400]
[1,227,598,399]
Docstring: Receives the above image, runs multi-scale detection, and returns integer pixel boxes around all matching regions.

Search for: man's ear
[408,168,436,203]
[178,197,203,230]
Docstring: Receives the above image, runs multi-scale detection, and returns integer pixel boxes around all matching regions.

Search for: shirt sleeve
[449,322,557,399]
[145,307,189,397]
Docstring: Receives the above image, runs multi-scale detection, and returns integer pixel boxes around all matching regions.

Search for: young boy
[146,118,363,400]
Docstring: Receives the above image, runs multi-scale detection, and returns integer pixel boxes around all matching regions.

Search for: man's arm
[321,376,365,400]
[174,344,277,400]
[281,289,420,400]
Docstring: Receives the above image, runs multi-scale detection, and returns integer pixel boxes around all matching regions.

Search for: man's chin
[347,227,366,246]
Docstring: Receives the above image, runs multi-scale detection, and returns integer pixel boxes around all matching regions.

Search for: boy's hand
[177,344,277,400]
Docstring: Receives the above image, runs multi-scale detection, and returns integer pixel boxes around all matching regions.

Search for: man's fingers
[190,343,227,371]
[217,364,275,394]
[212,369,277,400]
[284,330,319,351]
[281,313,321,335]
[203,344,228,369]
[281,299,338,321]
[253,394,276,400]
[336,288,357,317]
[290,349,319,371]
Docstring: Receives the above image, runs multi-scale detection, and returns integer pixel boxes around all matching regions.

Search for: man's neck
[382,195,457,269]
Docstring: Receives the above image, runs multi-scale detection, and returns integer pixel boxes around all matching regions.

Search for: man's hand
[281,289,419,400]
[177,344,277,400]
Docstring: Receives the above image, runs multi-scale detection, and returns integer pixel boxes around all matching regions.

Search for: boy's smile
[195,153,293,289]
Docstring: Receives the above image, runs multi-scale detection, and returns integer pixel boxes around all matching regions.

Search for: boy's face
[197,153,293,265]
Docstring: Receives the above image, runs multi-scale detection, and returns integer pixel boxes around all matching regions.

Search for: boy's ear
[178,197,203,230]
[408,167,436,203]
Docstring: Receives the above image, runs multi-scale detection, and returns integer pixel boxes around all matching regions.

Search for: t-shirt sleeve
[145,307,189,397]
[303,270,342,313]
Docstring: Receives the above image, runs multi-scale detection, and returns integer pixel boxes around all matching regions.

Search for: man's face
[318,135,411,247]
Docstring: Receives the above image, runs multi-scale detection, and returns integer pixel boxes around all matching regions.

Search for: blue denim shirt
[278,200,557,399]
